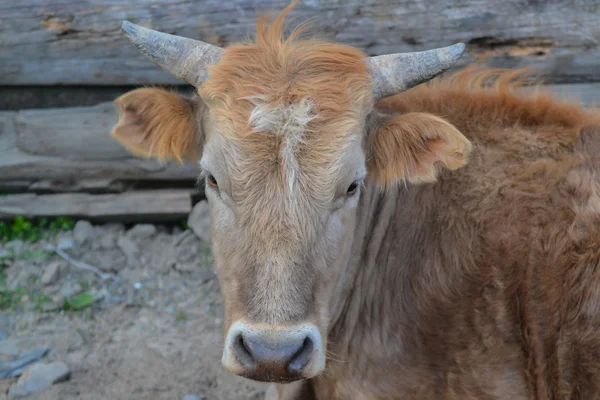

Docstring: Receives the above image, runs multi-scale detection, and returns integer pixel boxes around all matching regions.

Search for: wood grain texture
[0,102,200,182]
[0,190,192,220]
[1,0,599,85]
[15,102,131,160]
[0,149,201,181]
[0,112,17,152]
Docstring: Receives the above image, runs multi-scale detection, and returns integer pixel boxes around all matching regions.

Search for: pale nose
[222,322,325,382]
[233,331,313,380]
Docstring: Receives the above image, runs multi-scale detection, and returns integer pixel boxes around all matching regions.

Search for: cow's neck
[328,178,437,363]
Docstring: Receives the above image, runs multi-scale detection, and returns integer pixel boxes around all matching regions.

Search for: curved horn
[367,43,466,101]
[121,21,223,86]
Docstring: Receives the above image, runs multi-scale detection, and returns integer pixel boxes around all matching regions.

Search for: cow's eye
[346,180,360,196]
[207,174,218,188]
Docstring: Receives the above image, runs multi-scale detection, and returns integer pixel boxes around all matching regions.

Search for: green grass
[0,285,52,312]
[200,242,214,264]
[0,251,92,313]
[176,310,188,322]
[180,219,190,231]
[0,284,94,313]
[0,216,95,314]
[0,216,75,243]
[19,249,53,261]
[0,285,22,311]
[61,292,94,311]
[0,263,51,312]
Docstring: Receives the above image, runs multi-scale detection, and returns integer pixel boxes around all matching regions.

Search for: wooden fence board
[542,83,600,108]
[1,103,200,182]
[14,102,131,160]
[1,0,599,85]
[0,112,17,152]
[0,190,192,221]
[0,149,200,181]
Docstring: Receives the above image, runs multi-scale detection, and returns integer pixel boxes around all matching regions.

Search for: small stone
[147,234,176,274]
[104,223,125,233]
[40,262,61,286]
[6,241,23,256]
[92,224,125,250]
[187,201,211,243]
[118,235,140,268]
[174,231,203,273]
[0,339,21,357]
[40,302,60,312]
[182,395,204,400]
[73,221,95,251]
[56,237,74,251]
[0,347,50,379]
[197,266,216,283]
[51,293,65,305]
[60,281,82,298]
[0,249,10,259]
[81,249,126,272]
[97,231,118,250]
[92,287,108,302]
[8,361,70,398]
[0,316,13,331]
[126,224,157,241]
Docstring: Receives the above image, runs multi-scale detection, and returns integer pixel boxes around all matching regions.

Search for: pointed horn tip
[121,20,137,36]
[446,43,467,59]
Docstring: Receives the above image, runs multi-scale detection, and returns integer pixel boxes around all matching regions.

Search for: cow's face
[195,41,373,382]
[112,7,471,384]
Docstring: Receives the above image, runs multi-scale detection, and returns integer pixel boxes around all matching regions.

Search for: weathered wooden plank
[0,112,17,152]
[0,181,34,193]
[1,1,599,85]
[0,190,192,221]
[14,102,131,160]
[0,105,201,181]
[27,179,128,193]
[0,149,201,181]
[0,85,191,112]
[543,83,600,108]
[26,178,204,194]
[0,178,203,195]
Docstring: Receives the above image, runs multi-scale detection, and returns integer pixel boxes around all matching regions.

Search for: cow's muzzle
[221,321,325,382]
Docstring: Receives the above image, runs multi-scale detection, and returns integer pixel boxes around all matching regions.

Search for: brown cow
[111,3,600,399]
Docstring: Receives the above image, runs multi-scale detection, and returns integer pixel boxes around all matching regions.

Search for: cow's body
[111,5,600,399]
[271,69,600,399]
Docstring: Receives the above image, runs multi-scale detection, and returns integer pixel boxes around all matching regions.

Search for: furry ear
[111,88,201,162]
[368,112,471,186]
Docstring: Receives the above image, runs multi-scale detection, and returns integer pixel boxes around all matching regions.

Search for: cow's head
[112,3,470,383]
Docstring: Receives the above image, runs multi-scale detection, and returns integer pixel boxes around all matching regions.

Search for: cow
[110,2,600,399]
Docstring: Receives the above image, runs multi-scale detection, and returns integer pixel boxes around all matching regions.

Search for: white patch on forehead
[246,96,316,191]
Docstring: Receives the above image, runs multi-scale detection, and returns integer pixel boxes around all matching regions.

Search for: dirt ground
[0,204,268,399]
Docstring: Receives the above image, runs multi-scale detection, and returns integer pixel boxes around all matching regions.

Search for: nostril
[238,336,250,355]
[233,334,255,368]
[287,337,314,374]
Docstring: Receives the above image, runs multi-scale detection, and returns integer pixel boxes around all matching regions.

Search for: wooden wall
[3,0,600,85]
